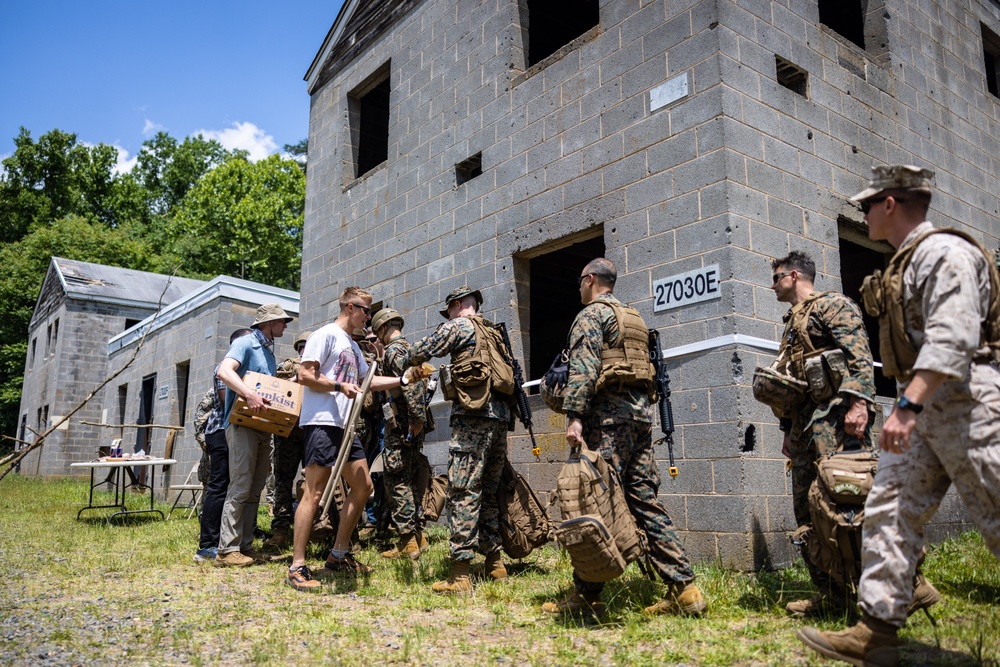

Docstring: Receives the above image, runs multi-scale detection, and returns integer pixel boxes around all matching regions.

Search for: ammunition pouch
[439,364,457,402]
[802,349,848,403]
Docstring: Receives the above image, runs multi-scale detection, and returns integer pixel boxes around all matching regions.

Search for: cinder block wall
[303,0,1000,567]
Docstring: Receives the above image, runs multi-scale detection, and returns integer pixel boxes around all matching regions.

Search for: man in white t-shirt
[285,286,421,591]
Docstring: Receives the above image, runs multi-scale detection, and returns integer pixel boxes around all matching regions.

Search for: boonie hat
[439,286,483,318]
[251,303,294,328]
[371,307,404,333]
[294,330,313,352]
[850,165,935,202]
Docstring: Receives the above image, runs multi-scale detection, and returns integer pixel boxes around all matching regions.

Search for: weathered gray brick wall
[304,0,1000,567]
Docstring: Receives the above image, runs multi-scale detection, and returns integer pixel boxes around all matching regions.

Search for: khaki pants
[218,424,273,554]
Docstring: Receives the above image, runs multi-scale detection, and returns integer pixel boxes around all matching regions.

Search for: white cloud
[194,121,278,162]
[143,119,166,136]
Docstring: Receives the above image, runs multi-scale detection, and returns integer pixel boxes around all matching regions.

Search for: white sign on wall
[653,264,721,312]
[158,385,169,400]
[650,72,690,112]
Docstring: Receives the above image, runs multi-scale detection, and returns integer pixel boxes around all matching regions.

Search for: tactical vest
[781,292,834,381]
[594,300,655,396]
[860,228,1000,380]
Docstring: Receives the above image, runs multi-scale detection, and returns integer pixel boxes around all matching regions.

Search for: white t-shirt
[299,322,369,427]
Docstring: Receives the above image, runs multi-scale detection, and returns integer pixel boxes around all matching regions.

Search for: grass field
[0,475,998,666]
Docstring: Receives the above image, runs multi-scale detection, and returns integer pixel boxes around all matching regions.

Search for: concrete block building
[17,259,300,500]
[302,0,1000,568]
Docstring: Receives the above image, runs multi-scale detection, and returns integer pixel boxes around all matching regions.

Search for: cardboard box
[231,371,302,438]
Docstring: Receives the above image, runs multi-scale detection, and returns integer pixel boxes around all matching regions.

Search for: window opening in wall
[524,0,600,66]
[455,153,483,185]
[519,232,605,382]
[42,405,49,430]
[36,407,42,432]
[776,56,808,97]
[818,0,865,50]
[45,323,52,357]
[838,219,895,397]
[124,318,141,331]
[52,318,59,352]
[349,63,391,179]
[30,338,35,369]
[983,23,1000,98]
[175,362,191,427]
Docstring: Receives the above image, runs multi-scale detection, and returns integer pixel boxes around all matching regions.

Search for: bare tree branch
[81,421,184,430]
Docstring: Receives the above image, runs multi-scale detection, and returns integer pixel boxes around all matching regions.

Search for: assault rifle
[648,328,679,477]
[496,322,541,458]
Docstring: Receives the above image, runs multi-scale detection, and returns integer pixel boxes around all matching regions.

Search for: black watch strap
[896,395,923,414]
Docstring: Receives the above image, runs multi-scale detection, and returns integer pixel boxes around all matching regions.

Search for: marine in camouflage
[271,355,305,533]
[380,335,434,536]
[563,292,696,594]
[403,312,509,561]
[779,291,875,594]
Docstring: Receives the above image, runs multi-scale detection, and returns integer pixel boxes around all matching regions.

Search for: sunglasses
[860,196,905,214]
[348,302,371,315]
[578,273,593,285]
[772,271,793,285]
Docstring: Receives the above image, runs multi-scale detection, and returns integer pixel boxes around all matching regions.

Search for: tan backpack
[497,460,553,559]
[554,445,645,582]
[790,449,877,592]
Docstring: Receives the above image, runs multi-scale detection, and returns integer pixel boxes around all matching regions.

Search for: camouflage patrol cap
[251,303,294,328]
[294,330,313,353]
[850,165,935,202]
[371,307,404,333]
[439,286,483,318]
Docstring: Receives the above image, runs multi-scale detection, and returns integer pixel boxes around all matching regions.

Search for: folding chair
[167,460,203,519]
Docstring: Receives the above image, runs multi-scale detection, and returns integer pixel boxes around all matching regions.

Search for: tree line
[0,127,307,445]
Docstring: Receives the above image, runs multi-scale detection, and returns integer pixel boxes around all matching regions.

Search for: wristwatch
[895,395,923,414]
[399,372,409,387]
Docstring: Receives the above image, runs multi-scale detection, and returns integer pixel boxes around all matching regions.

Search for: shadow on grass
[903,639,997,667]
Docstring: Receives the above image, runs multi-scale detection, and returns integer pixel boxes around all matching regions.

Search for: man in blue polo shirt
[215,303,294,567]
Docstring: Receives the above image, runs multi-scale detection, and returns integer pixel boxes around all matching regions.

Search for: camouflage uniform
[270,356,305,534]
[778,292,876,593]
[354,347,383,463]
[380,335,434,535]
[860,223,1000,626]
[403,317,510,561]
[563,293,696,594]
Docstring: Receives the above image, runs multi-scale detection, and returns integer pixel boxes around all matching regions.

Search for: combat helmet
[371,307,404,333]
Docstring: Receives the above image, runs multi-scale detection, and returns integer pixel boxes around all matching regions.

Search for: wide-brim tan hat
[851,164,935,202]
[439,286,482,318]
[251,303,294,328]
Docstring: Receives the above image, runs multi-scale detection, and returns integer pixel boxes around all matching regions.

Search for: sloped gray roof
[53,257,206,308]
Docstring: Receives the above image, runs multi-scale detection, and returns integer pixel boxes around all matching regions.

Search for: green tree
[132,132,233,217]
[283,138,308,174]
[167,153,304,289]
[0,216,158,446]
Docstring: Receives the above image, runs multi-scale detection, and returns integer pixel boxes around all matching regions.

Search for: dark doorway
[525,0,600,66]
[526,234,606,381]
[135,374,156,486]
[818,0,866,50]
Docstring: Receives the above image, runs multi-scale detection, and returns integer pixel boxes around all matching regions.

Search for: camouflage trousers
[270,428,304,532]
[860,365,1000,626]
[381,428,425,536]
[789,402,873,593]
[447,416,507,561]
[576,417,695,595]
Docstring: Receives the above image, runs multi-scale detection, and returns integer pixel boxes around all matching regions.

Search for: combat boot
[797,615,900,667]
[644,582,707,616]
[262,526,290,550]
[485,551,507,580]
[541,590,605,616]
[431,559,472,594]
[417,530,430,553]
[786,592,848,618]
[906,575,941,617]
[381,533,420,560]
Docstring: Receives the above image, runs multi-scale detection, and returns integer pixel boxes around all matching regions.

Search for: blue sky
[0,1,346,170]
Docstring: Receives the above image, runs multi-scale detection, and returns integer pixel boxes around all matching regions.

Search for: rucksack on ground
[554,445,645,582]
[497,459,552,559]
[790,449,877,592]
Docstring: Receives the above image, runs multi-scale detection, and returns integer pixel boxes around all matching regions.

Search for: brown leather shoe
[262,527,290,550]
[285,565,321,591]
[541,591,605,615]
[382,534,420,560]
[213,551,254,568]
[644,583,707,616]
[431,559,472,595]
[797,615,900,667]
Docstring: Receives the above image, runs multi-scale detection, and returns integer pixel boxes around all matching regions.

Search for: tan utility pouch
[452,357,491,410]
[803,349,847,402]
[381,401,399,433]
[439,364,457,402]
